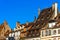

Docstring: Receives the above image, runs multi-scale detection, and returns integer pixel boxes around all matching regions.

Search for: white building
[40,19,60,40]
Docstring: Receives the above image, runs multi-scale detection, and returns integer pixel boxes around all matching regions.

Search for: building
[40,3,60,40]
[8,22,21,40]
[6,2,60,40]
[20,22,40,40]
[18,2,58,40]
[0,20,11,40]
[40,19,60,40]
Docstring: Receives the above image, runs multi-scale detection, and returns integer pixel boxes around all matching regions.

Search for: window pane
[58,29,60,34]
[49,30,51,35]
[53,30,56,35]
[42,31,44,37]
[45,30,49,36]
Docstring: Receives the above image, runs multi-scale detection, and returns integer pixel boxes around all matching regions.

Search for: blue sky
[0,0,60,29]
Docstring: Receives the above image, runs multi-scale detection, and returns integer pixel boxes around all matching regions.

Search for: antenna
[38,8,40,16]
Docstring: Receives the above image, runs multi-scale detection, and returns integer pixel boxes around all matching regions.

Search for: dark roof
[37,7,52,19]
[49,20,56,23]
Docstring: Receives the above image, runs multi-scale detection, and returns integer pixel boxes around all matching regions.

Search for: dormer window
[46,15,50,19]
[20,25,25,29]
[49,22,56,28]
[41,17,44,20]
[48,20,56,28]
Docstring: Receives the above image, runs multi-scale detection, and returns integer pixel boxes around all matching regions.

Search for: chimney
[38,8,40,16]
[52,3,58,18]
[34,16,36,23]
[54,3,58,17]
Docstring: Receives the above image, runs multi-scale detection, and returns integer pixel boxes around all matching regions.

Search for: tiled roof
[0,24,4,32]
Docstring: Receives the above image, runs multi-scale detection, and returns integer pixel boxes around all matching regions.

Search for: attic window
[49,23,56,28]
[58,29,60,34]
[47,15,50,19]
[43,23,45,26]
[41,17,44,20]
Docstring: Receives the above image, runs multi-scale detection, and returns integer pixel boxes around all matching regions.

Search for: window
[33,34,35,36]
[37,33,39,36]
[42,31,44,37]
[29,34,31,37]
[49,30,51,35]
[49,23,56,28]
[47,15,50,19]
[58,29,60,34]
[53,30,56,35]
[41,17,44,20]
[44,30,51,36]
[9,33,11,37]
[15,32,18,37]
[18,31,20,36]
[12,33,14,37]
[45,30,49,36]
[36,25,39,28]
[24,33,26,37]
[43,23,45,26]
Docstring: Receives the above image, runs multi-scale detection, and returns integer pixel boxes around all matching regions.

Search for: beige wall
[40,28,60,40]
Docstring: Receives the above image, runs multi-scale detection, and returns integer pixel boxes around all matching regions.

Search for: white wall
[9,33,12,37]
[49,22,56,28]
[11,33,14,37]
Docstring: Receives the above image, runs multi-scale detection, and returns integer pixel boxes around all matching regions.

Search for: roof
[0,24,4,32]
[49,20,56,23]
[37,7,52,20]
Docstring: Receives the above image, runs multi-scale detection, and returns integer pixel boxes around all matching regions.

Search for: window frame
[53,30,56,35]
